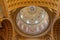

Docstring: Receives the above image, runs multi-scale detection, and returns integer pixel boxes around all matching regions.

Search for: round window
[16,6,49,35]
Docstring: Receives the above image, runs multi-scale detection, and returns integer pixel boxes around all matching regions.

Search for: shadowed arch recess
[0,19,13,40]
[53,18,60,40]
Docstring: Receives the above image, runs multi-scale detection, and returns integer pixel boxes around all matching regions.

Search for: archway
[0,19,13,40]
[53,18,60,40]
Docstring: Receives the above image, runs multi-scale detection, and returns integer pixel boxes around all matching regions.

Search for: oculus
[16,6,49,35]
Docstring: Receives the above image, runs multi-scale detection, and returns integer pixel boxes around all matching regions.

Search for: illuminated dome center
[16,6,49,35]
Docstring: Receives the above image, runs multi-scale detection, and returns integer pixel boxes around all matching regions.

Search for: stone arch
[53,18,60,40]
[0,19,13,40]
